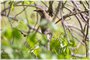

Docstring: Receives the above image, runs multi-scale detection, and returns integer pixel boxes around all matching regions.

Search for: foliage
[1,0,89,59]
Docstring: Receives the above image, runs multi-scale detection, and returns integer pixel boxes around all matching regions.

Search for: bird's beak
[34,10,37,11]
[34,10,39,12]
[34,9,42,12]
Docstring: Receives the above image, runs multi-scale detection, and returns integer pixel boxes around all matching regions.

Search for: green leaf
[12,28,21,40]
[63,39,68,46]
[50,39,60,54]
[11,3,14,11]
[65,47,71,55]
[1,52,10,59]
[33,48,40,57]
[58,54,64,59]
[1,40,10,47]
[8,1,15,11]
[1,47,14,59]
[17,20,28,31]
[3,26,12,40]
[69,39,76,47]
[27,32,37,48]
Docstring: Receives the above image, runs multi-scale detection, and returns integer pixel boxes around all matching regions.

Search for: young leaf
[12,28,21,40]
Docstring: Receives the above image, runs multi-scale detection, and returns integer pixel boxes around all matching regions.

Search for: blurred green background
[1,1,89,59]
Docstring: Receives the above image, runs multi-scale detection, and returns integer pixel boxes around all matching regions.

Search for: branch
[71,53,86,58]
[52,1,61,21]
[55,10,89,24]
[27,24,42,34]
[1,13,18,21]
[15,4,48,11]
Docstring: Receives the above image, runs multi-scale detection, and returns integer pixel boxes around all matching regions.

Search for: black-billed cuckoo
[34,9,52,51]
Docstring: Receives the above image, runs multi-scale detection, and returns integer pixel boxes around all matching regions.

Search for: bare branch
[55,10,88,24]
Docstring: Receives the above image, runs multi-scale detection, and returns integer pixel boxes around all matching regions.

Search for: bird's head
[34,9,43,13]
[34,9,44,17]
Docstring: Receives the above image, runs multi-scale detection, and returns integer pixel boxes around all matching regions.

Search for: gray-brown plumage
[34,9,52,51]
[34,10,52,34]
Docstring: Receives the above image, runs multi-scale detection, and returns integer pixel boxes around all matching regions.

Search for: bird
[34,9,52,51]
[34,9,52,34]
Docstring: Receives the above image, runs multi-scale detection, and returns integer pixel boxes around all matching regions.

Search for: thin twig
[55,10,88,24]
[15,6,28,18]
[52,1,61,21]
